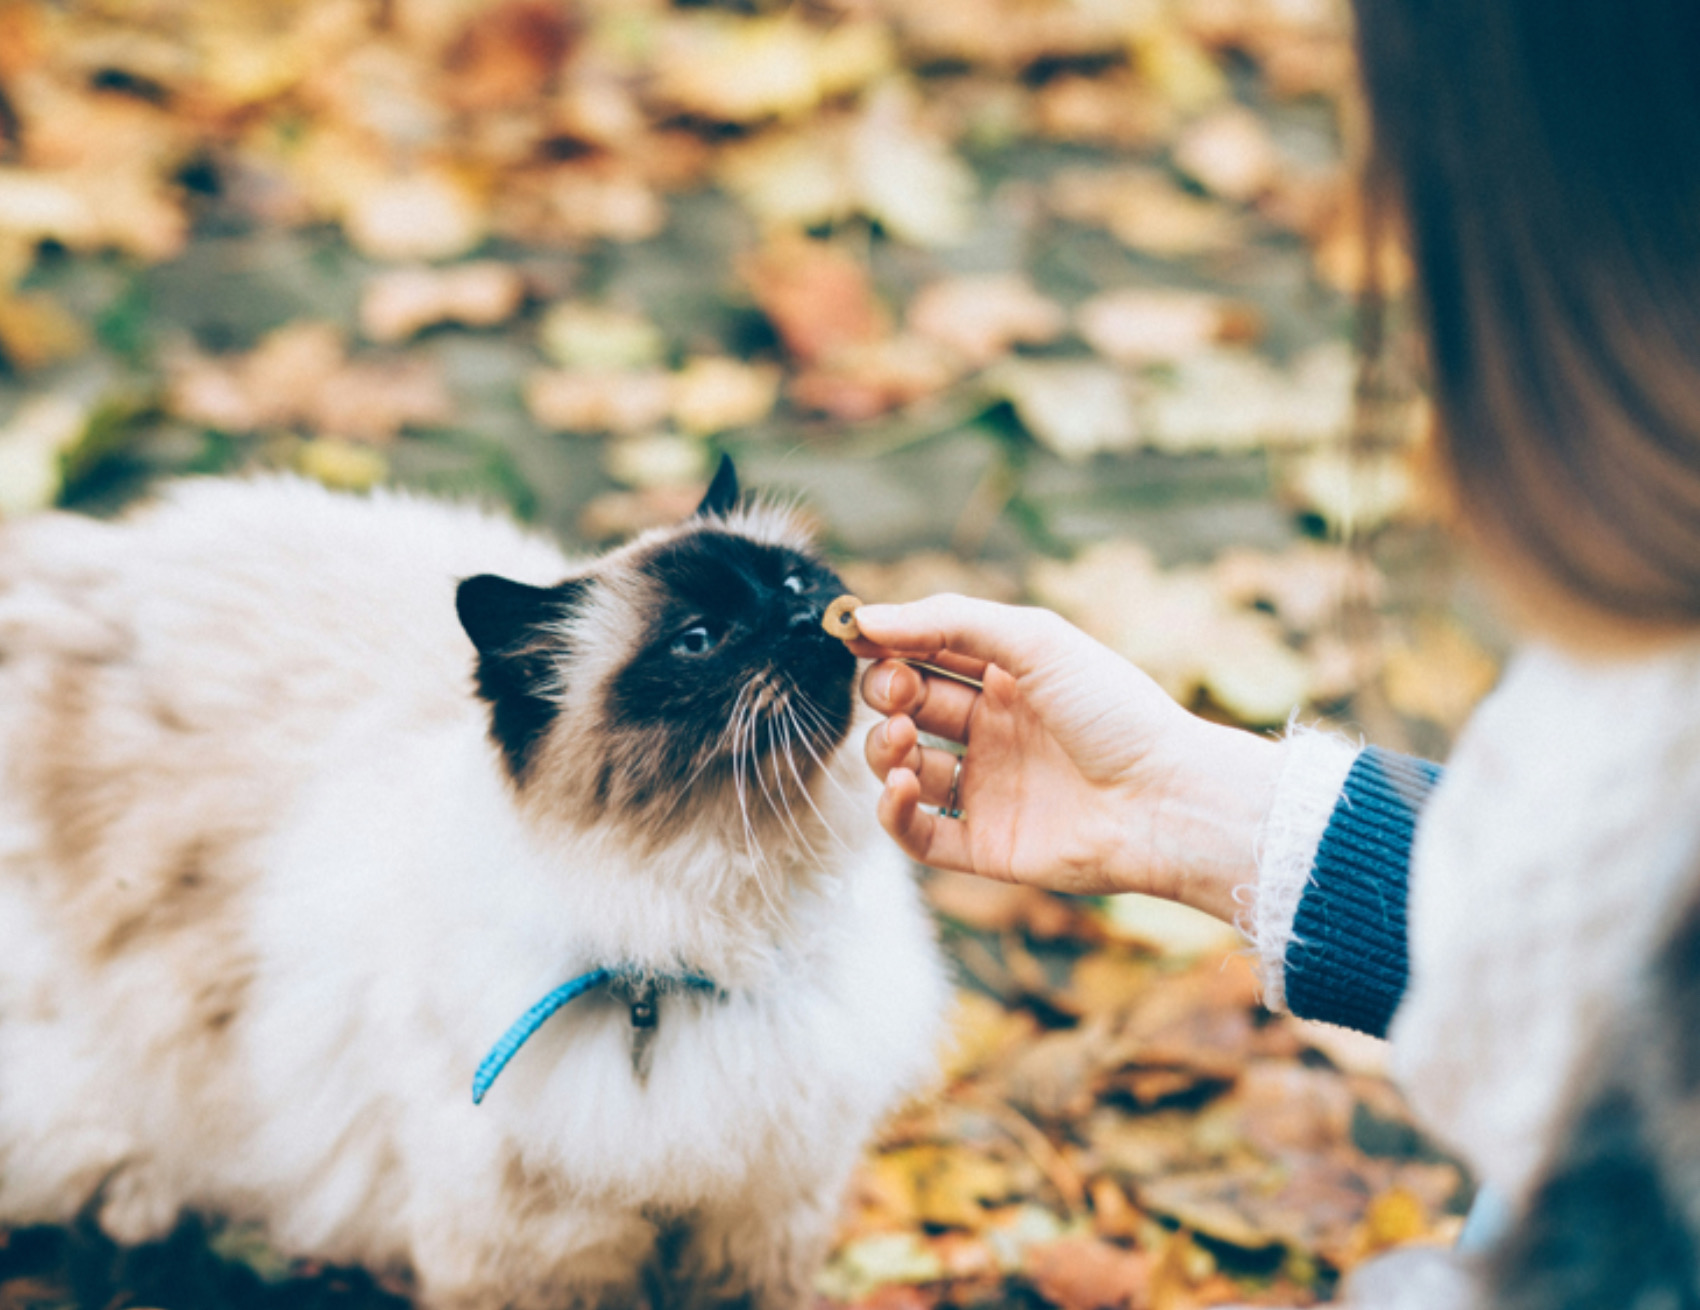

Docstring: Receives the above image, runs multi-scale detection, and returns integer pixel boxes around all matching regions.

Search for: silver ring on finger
[942,755,964,820]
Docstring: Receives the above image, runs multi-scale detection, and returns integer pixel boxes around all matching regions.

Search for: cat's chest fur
[0,476,948,1310]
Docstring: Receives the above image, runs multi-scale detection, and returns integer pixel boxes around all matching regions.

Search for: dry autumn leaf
[987,359,1142,460]
[1172,104,1283,203]
[359,262,527,343]
[908,274,1067,368]
[1077,288,1258,365]
[1025,1236,1152,1310]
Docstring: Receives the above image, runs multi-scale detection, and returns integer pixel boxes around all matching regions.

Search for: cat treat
[822,594,862,641]
[823,593,985,692]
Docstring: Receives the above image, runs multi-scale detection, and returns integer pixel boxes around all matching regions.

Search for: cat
[0,458,949,1310]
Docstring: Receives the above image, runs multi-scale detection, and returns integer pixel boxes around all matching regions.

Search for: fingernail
[866,665,894,702]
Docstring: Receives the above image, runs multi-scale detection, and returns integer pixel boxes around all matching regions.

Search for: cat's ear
[456,575,578,657]
[456,574,591,780]
[694,455,739,518]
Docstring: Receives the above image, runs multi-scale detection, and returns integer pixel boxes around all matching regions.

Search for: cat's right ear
[456,575,573,658]
[456,574,590,780]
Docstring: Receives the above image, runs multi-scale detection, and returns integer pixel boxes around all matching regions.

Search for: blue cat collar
[472,967,716,1104]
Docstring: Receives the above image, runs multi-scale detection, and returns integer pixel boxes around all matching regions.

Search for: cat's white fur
[0,477,949,1309]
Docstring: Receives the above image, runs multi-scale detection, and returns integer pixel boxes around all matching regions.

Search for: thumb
[851,594,1071,680]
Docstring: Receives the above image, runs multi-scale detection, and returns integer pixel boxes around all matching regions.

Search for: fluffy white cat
[0,462,948,1309]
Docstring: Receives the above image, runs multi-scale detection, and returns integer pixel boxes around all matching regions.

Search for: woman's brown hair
[1352,0,1700,635]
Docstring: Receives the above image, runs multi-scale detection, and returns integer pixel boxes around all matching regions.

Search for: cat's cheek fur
[0,477,949,1310]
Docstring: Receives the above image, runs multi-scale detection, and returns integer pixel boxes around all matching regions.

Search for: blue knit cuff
[1283,746,1442,1038]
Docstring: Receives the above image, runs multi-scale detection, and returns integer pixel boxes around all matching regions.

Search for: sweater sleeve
[1281,746,1443,1037]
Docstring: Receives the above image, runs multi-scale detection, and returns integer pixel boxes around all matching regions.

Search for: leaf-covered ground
[0,0,1501,1305]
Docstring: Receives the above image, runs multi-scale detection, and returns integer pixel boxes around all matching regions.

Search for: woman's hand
[853,595,1284,922]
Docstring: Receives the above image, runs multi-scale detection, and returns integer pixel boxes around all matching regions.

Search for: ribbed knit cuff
[1284,746,1442,1038]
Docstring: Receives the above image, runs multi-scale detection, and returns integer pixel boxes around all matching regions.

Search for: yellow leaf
[538,304,666,370]
[0,293,86,371]
[1382,619,1500,729]
[603,432,710,488]
[0,394,88,516]
[669,357,780,435]
[296,437,388,491]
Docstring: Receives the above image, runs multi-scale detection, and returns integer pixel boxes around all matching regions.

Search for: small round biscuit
[822,595,863,642]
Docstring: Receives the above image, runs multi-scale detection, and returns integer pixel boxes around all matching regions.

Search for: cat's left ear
[694,455,739,518]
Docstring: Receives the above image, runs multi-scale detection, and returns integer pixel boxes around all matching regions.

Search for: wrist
[1141,719,1286,924]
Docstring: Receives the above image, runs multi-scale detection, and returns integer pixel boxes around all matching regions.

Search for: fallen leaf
[1097,895,1241,959]
[441,0,576,112]
[578,485,708,543]
[1172,105,1282,203]
[0,393,88,515]
[1032,72,1175,148]
[790,335,961,421]
[651,15,893,124]
[343,167,486,262]
[526,368,674,434]
[1029,541,1312,723]
[1077,289,1257,366]
[296,436,388,490]
[169,323,452,441]
[742,238,889,367]
[603,432,711,488]
[1050,168,1244,256]
[360,262,527,343]
[1146,344,1353,453]
[871,1145,1014,1230]
[941,990,1041,1083]
[907,274,1066,368]
[986,359,1142,460]
[0,292,86,370]
[669,356,779,435]
[1211,544,1384,637]
[538,303,666,370]
[1025,1236,1151,1310]
[817,1232,946,1304]
[1381,619,1499,730]
[846,83,976,247]
[1281,447,1418,534]
[925,871,1080,940]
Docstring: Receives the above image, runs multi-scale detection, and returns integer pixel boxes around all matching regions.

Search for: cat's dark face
[455,459,857,841]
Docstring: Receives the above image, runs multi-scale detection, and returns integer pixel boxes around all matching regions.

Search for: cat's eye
[782,574,805,595]
[671,624,719,656]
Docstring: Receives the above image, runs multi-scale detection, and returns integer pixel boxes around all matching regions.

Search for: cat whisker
[779,704,851,855]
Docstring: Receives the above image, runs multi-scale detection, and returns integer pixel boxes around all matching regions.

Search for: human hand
[853,595,1284,920]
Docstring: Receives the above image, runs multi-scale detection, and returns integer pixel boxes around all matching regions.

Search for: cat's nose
[787,606,821,630]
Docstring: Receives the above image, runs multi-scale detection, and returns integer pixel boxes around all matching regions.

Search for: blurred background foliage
[0,0,1499,1306]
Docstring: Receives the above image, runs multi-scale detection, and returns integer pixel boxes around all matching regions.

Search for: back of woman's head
[1353,0,1700,637]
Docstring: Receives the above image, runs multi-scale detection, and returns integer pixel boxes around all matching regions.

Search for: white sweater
[1250,638,1700,1302]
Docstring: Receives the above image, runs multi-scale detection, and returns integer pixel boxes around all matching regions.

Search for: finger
[878,768,975,873]
[861,660,980,744]
[853,595,1072,679]
[864,718,964,804]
